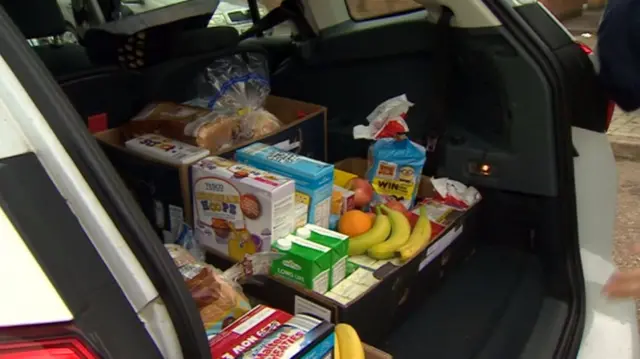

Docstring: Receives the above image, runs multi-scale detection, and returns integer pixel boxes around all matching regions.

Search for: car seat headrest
[0,0,66,39]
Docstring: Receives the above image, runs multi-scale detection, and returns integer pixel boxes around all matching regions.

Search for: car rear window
[345,0,422,21]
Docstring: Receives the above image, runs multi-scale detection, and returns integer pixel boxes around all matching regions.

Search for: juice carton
[209,305,293,359]
[271,235,332,294]
[331,185,355,215]
[298,224,349,288]
[236,143,334,228]
[192,156,295,261]
[239,314,334,359]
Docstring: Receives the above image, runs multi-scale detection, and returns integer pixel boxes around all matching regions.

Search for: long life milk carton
[235,143,334,228]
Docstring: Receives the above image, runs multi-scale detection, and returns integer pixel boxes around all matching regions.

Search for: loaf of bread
[165,244,251,335]
[127,102,240,152]
[128,102,282,153]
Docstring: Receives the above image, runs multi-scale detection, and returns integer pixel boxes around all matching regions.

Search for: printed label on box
[168,204,184,232]
[294,296,332,322]
[209,305,292,359]
[419,225,464,272]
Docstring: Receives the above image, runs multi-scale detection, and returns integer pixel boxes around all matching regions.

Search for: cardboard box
[364,344,393,359]
[206,158,479,346]
[95,96,327,238]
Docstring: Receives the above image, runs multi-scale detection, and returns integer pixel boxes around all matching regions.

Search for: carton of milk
[297,225,349,289]
[191,156,295,262]
[271,235,332,294]
[235,143,334,228]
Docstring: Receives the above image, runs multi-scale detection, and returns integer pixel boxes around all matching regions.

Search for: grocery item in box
[331,185,355,215]
[271,235,331,294]
[125,133,210,165]
[236,143,334,228]
[239,314,334,359]
[367,136,426,209]
[298,225,348,289]
[353,95,426,210]
[192,156,295,261]
[334,168,358,188]
[127,102,241,153]
[209,305,293,358]
[294,203,308,230]
[165,245,252,338]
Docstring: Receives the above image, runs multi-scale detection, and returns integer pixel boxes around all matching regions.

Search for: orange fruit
[338,210,373,237]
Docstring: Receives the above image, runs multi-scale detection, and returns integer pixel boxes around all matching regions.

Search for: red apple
[385,199,408,214]
[347,178,374,208]
[384,199,419,228]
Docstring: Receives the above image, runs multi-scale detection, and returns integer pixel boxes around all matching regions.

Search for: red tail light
[576,40,615,130]
[0,323,99,359]
[577,41,593,55]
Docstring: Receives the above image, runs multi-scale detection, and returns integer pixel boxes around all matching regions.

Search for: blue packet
[366,137,426,209]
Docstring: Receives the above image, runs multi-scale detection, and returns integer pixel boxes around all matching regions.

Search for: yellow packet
[334,168,358,188]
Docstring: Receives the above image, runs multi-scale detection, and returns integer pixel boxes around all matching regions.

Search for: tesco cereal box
[209,305,293,359]
[192,156,295,261]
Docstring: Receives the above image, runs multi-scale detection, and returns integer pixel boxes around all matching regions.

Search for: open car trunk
[19,1,604,358]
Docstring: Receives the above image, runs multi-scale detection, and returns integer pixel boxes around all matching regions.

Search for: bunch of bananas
[347,205,432,261]
[334,323,364,359]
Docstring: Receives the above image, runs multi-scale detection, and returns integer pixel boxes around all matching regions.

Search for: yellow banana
[348,207,391,256]
[335,323,364,359]
[367,205,411,259]
[398,206,432,261]
[334,331,341,359]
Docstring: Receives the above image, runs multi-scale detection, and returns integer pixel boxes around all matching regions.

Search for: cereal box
[209,305,293,359]
[192,156,295,261]
[236,143,334,228]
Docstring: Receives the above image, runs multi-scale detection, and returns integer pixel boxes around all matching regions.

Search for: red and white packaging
[209,305,293,359]
[332,185,356,215]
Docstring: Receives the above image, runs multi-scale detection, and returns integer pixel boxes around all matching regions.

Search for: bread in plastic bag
[127,102,241,152]
[185,52,282,142]
[165,244,251,337]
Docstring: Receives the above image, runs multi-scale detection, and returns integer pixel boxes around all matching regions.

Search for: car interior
[0,0,609,358]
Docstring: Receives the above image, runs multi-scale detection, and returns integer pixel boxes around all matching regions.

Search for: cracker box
[236,143,334,228]
[209,305,293,359]
[192,156,296,261]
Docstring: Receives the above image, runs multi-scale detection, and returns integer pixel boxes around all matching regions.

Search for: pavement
[613,160,640,326]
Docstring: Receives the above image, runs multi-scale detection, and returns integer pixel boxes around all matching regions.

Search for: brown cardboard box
[206,158,479,346]
[95,96,327,239]
[364,344,393,359]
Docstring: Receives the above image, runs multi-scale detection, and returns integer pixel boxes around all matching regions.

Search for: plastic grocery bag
[185,53,282,146]
[353,95,427,210]
[165,244,251,338]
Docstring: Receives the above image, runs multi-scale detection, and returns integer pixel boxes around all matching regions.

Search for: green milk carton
[271,235,331,294]
[298,224,349,289]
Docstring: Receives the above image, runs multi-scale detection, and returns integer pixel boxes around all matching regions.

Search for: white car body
[1,0,637,358]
